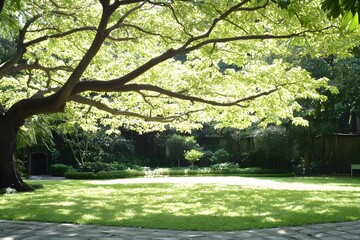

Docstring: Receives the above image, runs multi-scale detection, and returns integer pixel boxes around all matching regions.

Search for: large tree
[0,0,358,191]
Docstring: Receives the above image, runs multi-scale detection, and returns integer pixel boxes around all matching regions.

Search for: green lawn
[0,177,360,231]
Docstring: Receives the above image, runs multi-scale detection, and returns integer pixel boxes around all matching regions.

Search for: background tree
[0,0,358,190]
[290,48,360,135]
[184,149,203,167]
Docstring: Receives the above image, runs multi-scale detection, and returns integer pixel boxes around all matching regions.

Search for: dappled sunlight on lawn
[88,176,360,191]
[0,178,359,231]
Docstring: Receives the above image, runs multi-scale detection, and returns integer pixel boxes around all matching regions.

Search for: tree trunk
[0,114,32,192]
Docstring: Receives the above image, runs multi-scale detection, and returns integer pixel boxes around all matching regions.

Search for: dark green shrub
[210,149,230,163]
[79,161,110,173]
[50,164,74,176]
[65,171,97,179]
[254,126,293,168]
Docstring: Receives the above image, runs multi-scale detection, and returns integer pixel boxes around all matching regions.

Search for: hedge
[65,170,144,180]
[64,167,293,180]
[50,164,74,177]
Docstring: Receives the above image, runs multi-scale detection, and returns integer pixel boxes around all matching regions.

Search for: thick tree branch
[54,1,145,107]
[71,81,278,107]
[0,15,41,78]
[120,84,278,107]
[114,0,144,6]
[69,94,201,122]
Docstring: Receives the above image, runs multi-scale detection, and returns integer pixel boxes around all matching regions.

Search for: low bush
[97,170,144,179]
[65,172,97,179]
[50,164,74,177]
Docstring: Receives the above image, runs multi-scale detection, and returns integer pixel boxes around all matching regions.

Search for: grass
[0,176,360,231]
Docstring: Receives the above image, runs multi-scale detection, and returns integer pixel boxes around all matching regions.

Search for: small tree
[165,134,198,167]
[184,149,204,167]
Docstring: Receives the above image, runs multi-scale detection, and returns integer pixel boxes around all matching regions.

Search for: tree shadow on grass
[0,181,359,231]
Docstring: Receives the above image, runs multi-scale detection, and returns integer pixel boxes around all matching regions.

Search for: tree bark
[0,0,5,15]
[0,114,33,192]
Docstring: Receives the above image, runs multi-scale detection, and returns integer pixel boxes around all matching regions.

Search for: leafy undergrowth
[0,177,359,231]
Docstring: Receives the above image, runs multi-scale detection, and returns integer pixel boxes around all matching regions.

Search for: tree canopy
[2,0,358,132]
[1,0,360,190]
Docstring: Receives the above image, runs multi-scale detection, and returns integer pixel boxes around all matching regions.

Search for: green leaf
[340,10,354,31]
[348,12,359,32]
